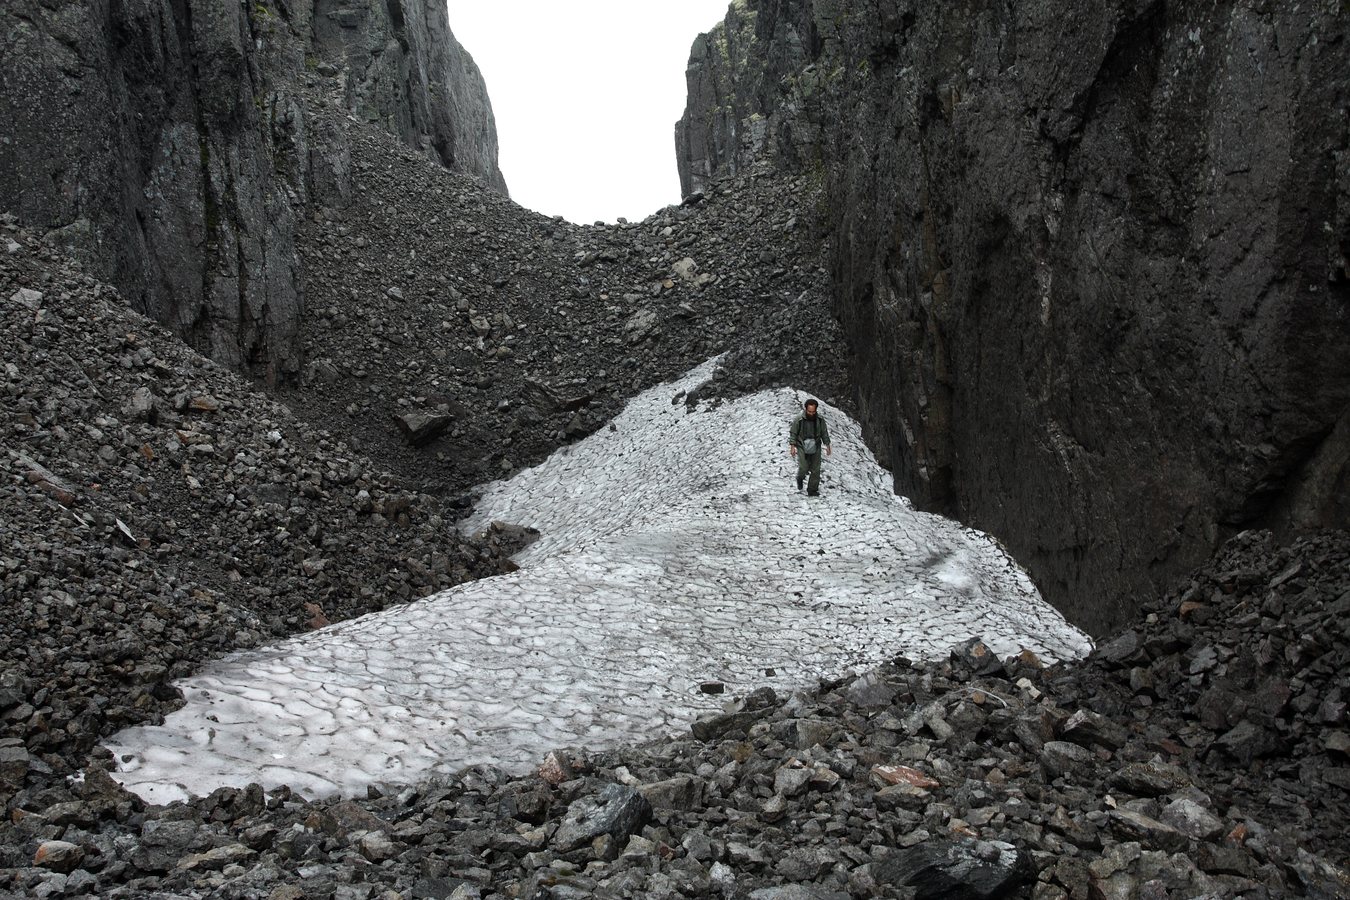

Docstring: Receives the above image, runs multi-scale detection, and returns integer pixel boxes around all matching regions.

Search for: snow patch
[103,358,1090,803]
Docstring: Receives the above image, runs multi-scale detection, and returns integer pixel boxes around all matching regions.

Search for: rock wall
[678,0,1350,635]
[675,0,822,198]
[0,0,505,381]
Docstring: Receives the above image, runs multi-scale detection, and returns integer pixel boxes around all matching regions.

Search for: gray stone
[1039,741,1096,782]
[394,412,454,447]
[177,843,256,872]
[638,775,703,811]
[1060,708,1129,750]
[1108,761,1192,797]
[773,762,813,797]
[358,831,400,862]
[691,708,769,741]
[1159,798,1224,842]
[1216,720,1283,764]
[0,744,30,789]
[845,671,897,708]
[949,637,1005,676]
[33,840,83,873]
[872,838,1032,900]
[133,819,201,872]
[1107,809,1189,853]
[551,784,651,853]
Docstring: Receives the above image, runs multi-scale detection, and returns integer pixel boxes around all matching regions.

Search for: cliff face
[679,0,1350,634]
[0,0,504,381]
[675,0,822,198]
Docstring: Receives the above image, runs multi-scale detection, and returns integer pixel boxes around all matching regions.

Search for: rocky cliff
[675,0,823,199]
[678,0,1350,634]
[0,0,504,382]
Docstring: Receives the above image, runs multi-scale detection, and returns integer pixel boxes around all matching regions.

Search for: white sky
[448,1,734,224]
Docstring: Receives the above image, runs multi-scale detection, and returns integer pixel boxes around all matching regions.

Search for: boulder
[872,838,1032,900]
[551,784,652,854]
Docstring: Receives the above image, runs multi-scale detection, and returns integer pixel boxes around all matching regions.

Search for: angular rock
[394,411,454,447]
[872,764,940,790]
[1107,809,1188,852]
[133,819,201,872]
[176,843,256,872]
[1107,761,1191,797]
[638,775,704,811]
[845,671,897,708]
[1039,741,1096,782]
[774,761,814,797]
[1159,798,1224,842]
[551,783,651,853]
[950,637,1005,677]
[692,707,769,741]
[1060,708,1129,750]
[872,838,1032,900]
[33,841,83,873]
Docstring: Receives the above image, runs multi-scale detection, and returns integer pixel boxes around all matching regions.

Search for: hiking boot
[796,475,804,491]
[808,490,819,497]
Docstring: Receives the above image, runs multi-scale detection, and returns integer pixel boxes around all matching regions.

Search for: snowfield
[104,359,1091,803]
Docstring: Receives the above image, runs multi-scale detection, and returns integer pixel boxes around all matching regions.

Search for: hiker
[789,398,832,496]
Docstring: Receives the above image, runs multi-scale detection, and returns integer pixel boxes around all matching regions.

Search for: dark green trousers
[797,451,822,494]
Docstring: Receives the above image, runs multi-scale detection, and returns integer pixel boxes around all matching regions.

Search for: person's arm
[788,417,799,456]
[822,417,832,455]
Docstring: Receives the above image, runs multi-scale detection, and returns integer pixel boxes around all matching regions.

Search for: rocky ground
[0,222,524,792]
[2,526,1347,898]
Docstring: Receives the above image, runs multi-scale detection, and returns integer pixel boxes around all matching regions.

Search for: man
[789,398,832,496]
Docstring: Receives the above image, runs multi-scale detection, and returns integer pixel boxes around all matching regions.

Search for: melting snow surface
[104,359,1091,803]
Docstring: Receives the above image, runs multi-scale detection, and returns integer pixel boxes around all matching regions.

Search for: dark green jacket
[789,412,830,453]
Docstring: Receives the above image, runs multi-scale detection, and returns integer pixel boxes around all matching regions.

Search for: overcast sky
[448,1,733,225]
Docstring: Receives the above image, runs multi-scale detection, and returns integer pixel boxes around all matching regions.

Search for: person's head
[804,399,818,417]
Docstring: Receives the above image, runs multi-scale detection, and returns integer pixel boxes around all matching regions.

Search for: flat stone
[176,843,256,871]
[1107,809,1188,852]
[1107,761,1191,797]
[872,764,940,789]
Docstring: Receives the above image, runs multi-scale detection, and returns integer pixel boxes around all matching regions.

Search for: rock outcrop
[677,0,1350,635]
[675,0,823,198]
[0,0,505,382]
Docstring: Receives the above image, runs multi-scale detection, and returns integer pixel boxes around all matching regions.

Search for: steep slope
[0,222,515,784]
[289,105,850,495]
[677,0,1350,635]
[0,0,505,382]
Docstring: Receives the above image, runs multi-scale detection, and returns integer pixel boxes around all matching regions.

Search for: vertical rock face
[0,0,505,381]
[305,0,507,195]
[675,0,822,198]
[677,0,1350,634]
